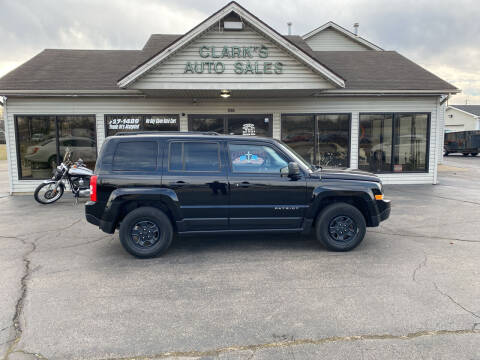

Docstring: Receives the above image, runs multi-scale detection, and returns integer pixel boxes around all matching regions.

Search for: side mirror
[281,162,301,179]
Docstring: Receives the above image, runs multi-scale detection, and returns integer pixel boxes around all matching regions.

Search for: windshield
[277,140,315,172]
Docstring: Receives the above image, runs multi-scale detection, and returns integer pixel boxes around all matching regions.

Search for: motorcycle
[34,148,93,204]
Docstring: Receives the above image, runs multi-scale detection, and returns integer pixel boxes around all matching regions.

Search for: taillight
[90,175,98,202]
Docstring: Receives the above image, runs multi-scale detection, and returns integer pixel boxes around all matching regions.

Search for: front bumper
[369,199,391,226]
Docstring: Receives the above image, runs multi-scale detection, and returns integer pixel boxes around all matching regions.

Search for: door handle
[235,181,250,188]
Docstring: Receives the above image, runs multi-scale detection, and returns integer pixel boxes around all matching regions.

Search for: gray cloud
[0,0,478,103]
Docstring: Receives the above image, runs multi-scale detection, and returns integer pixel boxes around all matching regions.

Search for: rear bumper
[85,201,116,234]
[369,199,391,227]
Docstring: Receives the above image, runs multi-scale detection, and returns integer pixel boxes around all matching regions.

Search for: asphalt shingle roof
[450,105,480,116]
[0,33,458,92]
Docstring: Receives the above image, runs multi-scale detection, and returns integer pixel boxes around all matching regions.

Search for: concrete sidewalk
[0,160,9,197]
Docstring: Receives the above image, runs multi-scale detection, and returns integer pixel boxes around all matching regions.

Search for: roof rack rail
[113,131,220,136]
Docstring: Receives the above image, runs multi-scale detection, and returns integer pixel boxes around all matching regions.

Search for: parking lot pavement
[0,157,479,360]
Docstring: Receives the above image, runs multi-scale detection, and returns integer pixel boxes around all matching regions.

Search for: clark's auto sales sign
[184,45,283,75]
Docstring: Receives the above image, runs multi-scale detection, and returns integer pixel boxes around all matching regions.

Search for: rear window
[168,141,220,171]
[113,141,157,171]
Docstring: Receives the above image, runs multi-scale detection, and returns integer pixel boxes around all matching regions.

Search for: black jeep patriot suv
[86,132,390,258]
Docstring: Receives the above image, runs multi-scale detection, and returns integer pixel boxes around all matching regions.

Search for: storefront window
[189,115,224,133]
[227,115,271,137]
[105,114,179,137]
[393,114,428,172]
[282,114,350,168]
[15,115,96,180]
[58,116,97,170]
[316,114,350,167]
[189,114,272,136]
[359,114,393,172]
[281,115,315,164]
[359,113,429,173]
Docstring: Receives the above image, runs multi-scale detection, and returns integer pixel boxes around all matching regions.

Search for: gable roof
[448,105,480,117]
[313,51,458,91]
[142,34,181,56]
[303,21,383,51]
[117,1,346,89]
[0,49,146,91]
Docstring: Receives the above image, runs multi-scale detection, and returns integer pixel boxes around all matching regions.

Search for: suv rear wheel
[315,203,366,251]
[119,207,173,258]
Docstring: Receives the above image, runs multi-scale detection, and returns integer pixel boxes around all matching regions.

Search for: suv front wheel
[119,207,173,258]
[315,203,366,251]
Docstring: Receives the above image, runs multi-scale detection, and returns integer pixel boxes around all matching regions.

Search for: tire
[443,149,449,156]
[34,182,64,204]
[463,153,469,156]
[119,207,173,258]
[315,203,366,252]
[471,153,478,156]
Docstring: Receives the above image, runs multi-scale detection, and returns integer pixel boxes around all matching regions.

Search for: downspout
[434,95,449,184]
[2,96,13,194]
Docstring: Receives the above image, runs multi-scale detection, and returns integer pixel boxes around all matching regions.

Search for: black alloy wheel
[315,203,366,251]
[119,207,173,258]
[328,215,358,242]
[131,220,160,248]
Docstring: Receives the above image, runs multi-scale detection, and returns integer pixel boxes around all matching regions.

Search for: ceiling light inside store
[220,90,231,98]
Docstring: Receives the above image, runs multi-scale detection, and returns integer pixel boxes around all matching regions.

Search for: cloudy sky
[0,0,479,104]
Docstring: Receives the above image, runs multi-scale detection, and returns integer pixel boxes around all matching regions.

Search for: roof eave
[0,89,144,97]
[316,89,461,96]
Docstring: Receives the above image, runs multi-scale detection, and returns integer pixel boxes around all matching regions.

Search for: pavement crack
[433,282,480,319]
[412,253,427,282]
[10,350,48,360]
[96,328,480,360]
[2,238,36,360]
[369,231,480,243]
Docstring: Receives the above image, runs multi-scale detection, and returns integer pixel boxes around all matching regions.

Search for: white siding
[6,95,440,192]
[445,107,478,131]
[132,24,334,90]
[305,28,372,51]
[350,112,359,169]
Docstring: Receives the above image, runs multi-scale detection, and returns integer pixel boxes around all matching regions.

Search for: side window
[228,143,288,173]
[168,141,220,172]
[113,141,157,171]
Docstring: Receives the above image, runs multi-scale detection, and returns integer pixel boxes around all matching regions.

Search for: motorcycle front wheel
[34,182,65,204]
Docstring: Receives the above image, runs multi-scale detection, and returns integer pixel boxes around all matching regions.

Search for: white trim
[302,21,383,51]
[117,3,345,89]
[316,89,460,95]
[0,90,143,96]
[134,82,333,91]
[3,97,13,194]
[433,97,440,184]
[447,106,480,118]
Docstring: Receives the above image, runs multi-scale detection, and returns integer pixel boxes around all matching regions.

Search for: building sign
[105,114,179,136]
[184,45,283,75]
[108,117,141,131]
